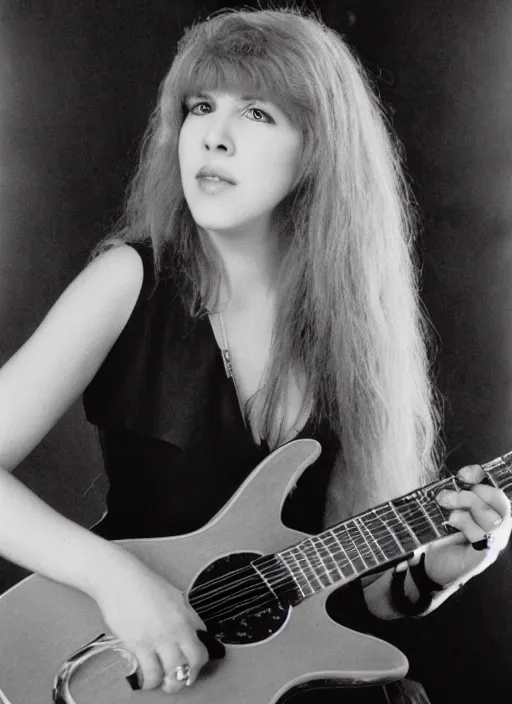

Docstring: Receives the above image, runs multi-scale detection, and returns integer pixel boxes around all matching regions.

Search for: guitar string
[57,533,426,694]
[193,513,445,622]
[202,302,507,608]
[189,510,449,617]
[188,470,470,603]
[200,513,446,622]
[67,469,511,686]
[58,465,510,691]
[203,488,463,620]
[173,468,509,620]
[189,500,450,613]
[194,467,511,614]
[192,460,508,609]
[188,483,453,604]
[192,496,461,622]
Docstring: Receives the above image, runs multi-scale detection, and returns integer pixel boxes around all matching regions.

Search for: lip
[196,177,234,195]
[195,165,237,185]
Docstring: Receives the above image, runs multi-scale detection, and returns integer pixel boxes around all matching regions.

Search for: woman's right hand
[94,553,210,694]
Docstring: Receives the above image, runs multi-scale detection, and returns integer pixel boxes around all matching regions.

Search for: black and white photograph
[1,1,511,702]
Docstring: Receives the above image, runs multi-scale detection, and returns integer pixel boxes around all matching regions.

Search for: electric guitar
[0,439,510,704]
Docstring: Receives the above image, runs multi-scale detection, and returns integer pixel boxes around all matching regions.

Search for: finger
[187,606,208,632]
[394,559,409,573]
[437,489,502,532]
[157,643,188,694]
[197,629,226,660]
[446,509,496,546]
[129,648,163,691]
[179,635,209,686]
[471,483,512,519]
[457,464,485,485]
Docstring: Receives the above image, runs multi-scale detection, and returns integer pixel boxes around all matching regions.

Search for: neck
[202,221,281,308]
[253,450,512,606]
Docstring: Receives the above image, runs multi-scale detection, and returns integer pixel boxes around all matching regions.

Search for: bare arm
[0,466,140,598]
[0,244,143,471]
[0,243,144,580]
[0,244,208,690]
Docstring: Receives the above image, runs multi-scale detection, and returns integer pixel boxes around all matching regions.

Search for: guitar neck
[256,450,512,601]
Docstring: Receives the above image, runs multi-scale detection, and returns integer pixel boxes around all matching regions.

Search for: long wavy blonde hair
[92,2,443,517]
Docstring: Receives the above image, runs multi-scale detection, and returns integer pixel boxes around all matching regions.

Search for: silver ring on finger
[162,664,191,693]
[175,663,191,682]
[471,531,495,552]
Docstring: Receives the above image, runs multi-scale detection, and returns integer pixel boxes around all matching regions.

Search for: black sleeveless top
[83,241,340,541]
[82,242,411,684]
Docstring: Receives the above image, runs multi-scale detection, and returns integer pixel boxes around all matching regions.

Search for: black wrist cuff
[409,553,444,594]
[390,554,444,617]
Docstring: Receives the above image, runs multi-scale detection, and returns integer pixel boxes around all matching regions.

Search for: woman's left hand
[424,464,511,587]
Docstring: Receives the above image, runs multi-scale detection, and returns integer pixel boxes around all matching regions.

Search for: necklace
[218,311,234,379]
[213,309,304,442]
[215,310,248,432]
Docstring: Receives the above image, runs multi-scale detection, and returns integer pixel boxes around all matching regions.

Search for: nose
[203,114,234,154]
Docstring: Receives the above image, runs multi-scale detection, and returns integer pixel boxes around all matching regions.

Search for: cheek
[252,139,302,197]
[177,123,196,173]
[177,134,198,199]
[177,130,187,174]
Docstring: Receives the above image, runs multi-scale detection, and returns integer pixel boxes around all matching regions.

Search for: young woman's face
[178,89,302,238]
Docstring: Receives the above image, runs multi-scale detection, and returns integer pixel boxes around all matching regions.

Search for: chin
[195,222,245,238]
[188,207,248,234]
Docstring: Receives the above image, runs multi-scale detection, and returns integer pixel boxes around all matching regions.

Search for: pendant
[222,348,233,379]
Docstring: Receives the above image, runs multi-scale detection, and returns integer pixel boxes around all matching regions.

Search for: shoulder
[29,242,148,361]
[84,243,145,291]
[71,243,146,320]
[0,243,149,470]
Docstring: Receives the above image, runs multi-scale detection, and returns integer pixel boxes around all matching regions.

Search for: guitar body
[0,440,408,703]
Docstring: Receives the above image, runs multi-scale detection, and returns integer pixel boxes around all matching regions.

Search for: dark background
[1,0,512,701]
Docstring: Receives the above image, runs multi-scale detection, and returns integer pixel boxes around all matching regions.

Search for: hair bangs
[175,35,311,132]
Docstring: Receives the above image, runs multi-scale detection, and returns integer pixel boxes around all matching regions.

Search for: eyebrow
[189,91,270,104]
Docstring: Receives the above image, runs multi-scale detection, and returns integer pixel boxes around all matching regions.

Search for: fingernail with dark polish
[126,671,142,690]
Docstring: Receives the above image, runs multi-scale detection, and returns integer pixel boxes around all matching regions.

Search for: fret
[492,468,512,496]
[277,551,310,598]
[253,554,302,606]
[355,516,387,563]
[391,493,440,544]
[279,549,315,597]
[411,495,441,538]
[373,505,411,553]
[318,531,349,581]
[271,448,512,607]
[361,508,406,559]
[328,530,357,578]
[334,523,375,573]
[480,452,512,498]
[311,535,340,584]
[373,503,416,552]
[289,544,325,592]
[484,470,499,488]
[301,538,333,588]
[386,501,421,551]
[346,520,379,570]
[419,485,452,534]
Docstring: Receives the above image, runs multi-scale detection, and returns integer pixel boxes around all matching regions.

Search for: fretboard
[256,449,512,601]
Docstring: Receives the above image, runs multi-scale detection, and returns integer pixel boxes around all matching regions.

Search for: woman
[0,5,509,701]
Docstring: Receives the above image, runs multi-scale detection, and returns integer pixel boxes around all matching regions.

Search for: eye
[187,101,211,115]
[186,101,274,123]
[246,107,274,123]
